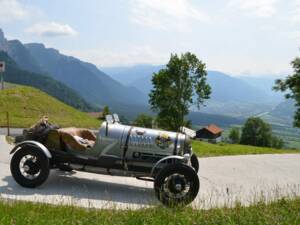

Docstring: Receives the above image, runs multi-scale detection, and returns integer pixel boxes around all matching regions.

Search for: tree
[273,57,300,127]
[149,52,211,131]
[119,115,130,124]
[240,117,272,147]
[229,127,240,144]
[271,136,284,149]
[100,105,111,119]
[133,113,153,128]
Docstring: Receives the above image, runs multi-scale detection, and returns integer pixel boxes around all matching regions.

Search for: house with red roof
[195,124,223,143]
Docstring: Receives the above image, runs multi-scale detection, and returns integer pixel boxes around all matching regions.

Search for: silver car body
[69,120,192,177]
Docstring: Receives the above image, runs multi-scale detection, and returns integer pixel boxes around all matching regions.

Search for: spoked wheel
[154,164,199,207]
[191,153,199,173]
[10,147,50,188]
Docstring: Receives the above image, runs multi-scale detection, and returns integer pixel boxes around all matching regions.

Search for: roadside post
[0,61,5,90]
[6,112,10,136]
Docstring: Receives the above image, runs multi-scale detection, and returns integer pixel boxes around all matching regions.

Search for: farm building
[196,124,223,143]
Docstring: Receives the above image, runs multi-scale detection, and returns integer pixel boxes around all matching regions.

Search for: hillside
[207,71,274,103]
[102,64,164,85]
[0,51,96,111]
[269,99,295,122]
[5,39,43,74]
[259,100,300,149]
[0,86,100,128]
[188,111,244,128]
[239,75,284,101]
[24,43,148,110]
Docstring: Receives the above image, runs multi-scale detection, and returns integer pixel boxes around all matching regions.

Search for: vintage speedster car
[10,114,199,206]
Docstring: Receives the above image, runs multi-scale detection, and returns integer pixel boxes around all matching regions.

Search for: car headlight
[183,153,191,163]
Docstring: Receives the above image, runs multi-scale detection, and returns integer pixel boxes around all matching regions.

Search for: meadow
[192,140,300,157]
[0,197,298,225]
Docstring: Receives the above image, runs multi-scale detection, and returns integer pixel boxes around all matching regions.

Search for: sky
[0,0,299,76]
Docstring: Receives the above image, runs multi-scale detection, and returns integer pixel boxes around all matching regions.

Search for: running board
[136,177,155,182]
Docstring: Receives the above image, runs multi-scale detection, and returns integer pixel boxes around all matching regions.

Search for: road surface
[0,135,299,209]
[0,128,23,136]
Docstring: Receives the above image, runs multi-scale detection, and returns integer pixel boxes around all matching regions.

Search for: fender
[10,141,52,159]
[150,155,185,177]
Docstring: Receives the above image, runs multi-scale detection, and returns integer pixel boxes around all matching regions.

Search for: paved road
[0,128,23,136]
[0,135,299,209]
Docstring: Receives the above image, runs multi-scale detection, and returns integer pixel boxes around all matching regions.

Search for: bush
[229,127,240,144]
[271,136,284,149]
[133,113,153,128]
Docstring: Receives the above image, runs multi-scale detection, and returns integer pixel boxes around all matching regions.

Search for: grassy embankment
[0,198,299,225]
[192,140,300,157]
[0,85,100,128]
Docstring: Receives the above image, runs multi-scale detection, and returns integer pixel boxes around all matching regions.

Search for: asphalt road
[0,135,299,209]
[0,128,23,136]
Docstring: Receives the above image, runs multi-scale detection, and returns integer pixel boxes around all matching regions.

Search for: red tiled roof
[205,124,223,135]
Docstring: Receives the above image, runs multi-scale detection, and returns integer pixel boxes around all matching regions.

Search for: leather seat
[59,128,96,151]
[45,128,96,151]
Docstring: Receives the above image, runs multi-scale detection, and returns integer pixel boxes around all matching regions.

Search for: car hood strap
[122,126,133,169]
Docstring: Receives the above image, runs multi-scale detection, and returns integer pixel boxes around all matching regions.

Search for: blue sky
[0,0,299,76]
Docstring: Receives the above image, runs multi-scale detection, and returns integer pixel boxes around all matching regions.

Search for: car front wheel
[154,163,199,207]
[191,153,199,173]
[10,147,50,188]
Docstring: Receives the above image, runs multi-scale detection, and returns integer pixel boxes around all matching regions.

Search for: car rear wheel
[10,147,50,188]
[154,163,199,207]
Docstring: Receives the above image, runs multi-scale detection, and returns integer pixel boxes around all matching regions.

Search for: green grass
[192,140,300,157]
[0,85,100,128]
[0,198,299,225]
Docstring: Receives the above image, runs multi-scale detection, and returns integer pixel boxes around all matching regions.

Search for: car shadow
[0,170,159,207]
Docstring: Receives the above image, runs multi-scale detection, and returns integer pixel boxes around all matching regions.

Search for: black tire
[154,163,199,207]
[191,153,199,173]
[10,147,50,188]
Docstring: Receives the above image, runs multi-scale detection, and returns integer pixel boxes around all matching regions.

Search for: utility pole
[0,61,5,90]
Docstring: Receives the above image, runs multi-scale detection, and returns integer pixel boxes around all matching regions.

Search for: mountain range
[0,29,148,116]
[103,65,280,102]
[102,65,284,117]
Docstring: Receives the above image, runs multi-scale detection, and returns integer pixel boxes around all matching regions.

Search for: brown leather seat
[58,128,96,151]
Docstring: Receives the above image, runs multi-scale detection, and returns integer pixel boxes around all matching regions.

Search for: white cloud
[0,0,29,22]
[26,22,77,37]
[287,30,300,41]
[64,46,168,67]
[228,0,277,17]
[290,0,300,23]
[130,0,210,31]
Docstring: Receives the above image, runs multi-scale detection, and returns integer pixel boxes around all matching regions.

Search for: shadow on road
[0,170,158,206]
